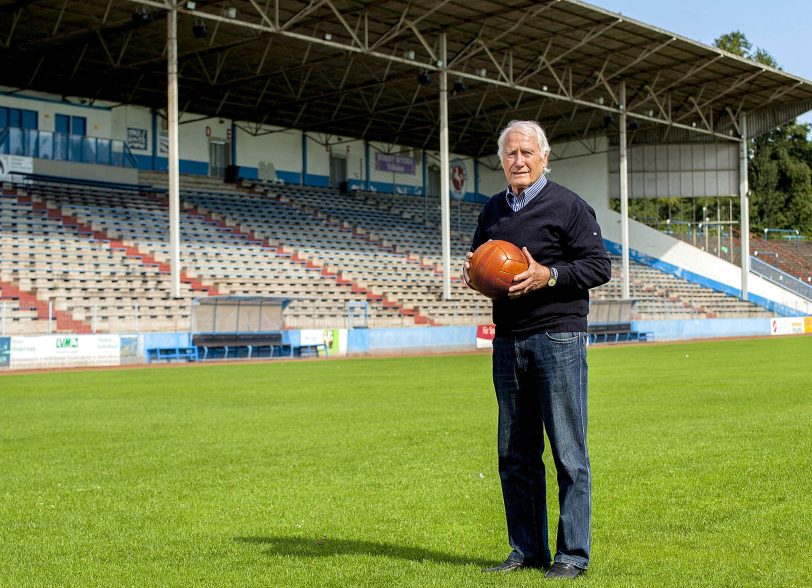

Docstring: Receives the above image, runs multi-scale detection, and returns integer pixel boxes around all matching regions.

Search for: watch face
[547,276,557,287]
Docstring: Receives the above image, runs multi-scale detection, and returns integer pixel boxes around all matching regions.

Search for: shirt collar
[505,174,547,211]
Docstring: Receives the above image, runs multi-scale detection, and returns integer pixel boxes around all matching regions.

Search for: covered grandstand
[2,0,812,366]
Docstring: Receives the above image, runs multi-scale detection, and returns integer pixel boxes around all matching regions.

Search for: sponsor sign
[375,152,416,175]
[806,317,812,334]
[770,317,805,336]
[0,337,10,367]
[120,335,139,358]
[299,328,347,356]
[322,328,347,356]
[0,155,34,181]
[9,335,121,369]
[299,329,325,346]
[127,127,148,150]
[450,158,468,200]
[476,324,495,350]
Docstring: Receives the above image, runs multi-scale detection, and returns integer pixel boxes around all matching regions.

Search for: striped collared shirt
[506,175,547,212]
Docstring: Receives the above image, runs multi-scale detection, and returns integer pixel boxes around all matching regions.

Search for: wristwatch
[547,267,558,287]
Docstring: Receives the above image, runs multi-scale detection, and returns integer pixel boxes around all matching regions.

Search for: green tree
[714,31,780,69]
[749,124,812,234]
[714,31,753,59]
[715,31,812,235]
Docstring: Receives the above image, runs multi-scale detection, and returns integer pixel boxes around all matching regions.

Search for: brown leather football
[468,240,529,299]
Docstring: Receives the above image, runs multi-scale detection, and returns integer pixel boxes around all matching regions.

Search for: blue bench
[192,332,291,360]
[588,322,654,344]
[146,347,199,364]
[588,331,654,344]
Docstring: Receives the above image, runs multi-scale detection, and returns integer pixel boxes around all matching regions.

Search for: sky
[586,0,812,127]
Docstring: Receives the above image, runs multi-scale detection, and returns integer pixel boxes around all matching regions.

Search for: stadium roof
[2,0,812,157]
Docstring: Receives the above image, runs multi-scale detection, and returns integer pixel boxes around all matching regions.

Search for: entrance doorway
[427,168,440,196]
[209,140,230,179]
[330,155,347,190]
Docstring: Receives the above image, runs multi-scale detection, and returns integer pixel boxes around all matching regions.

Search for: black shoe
[482,558,546,573]
[544,562,586,579]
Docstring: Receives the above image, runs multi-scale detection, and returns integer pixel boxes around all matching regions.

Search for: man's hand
[462,251,474,289]
[508,247,551,298]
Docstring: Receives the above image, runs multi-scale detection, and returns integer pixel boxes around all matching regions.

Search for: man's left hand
[508,247,551,298]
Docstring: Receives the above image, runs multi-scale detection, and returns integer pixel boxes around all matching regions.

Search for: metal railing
[0,127,138,168]
[750,255,812,301]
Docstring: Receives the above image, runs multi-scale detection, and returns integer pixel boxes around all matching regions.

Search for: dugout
[190,296,292,360]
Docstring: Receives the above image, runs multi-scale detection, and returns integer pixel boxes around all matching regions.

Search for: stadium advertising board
[322,329,347,356]
[770,317,806,336]
[450,158,468,200]
[298,328,348,356]
[0,337,10,367]
[375,153,416,175]
[9,335,121,369]
[476,324,495,349]
[0,155,34,181]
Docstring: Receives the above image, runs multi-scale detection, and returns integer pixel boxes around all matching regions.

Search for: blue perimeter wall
[139,320,776,359]
[347,326,476,354]
[632,318,770,342]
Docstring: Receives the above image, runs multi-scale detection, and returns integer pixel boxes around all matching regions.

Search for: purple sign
[375,152,416,175]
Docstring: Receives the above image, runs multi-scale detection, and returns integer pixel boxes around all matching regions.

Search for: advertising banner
[770,317,805,336]
[9,335,121,369]
[0,155,34,181]
[0,337,10,367]
[476,324,495,350]
[299,329,325,346]
[298,329,347,356]
[450,158,468,200]
[322,328,348,356]
[375,152,416,175]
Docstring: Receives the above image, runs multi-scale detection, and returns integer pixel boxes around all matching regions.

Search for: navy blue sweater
[471,180,611,336]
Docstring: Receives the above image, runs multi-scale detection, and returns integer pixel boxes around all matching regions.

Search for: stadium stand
[665,225,812,285]
[750,235,812,284]
[2,181,206,333]
[0,173,777,335]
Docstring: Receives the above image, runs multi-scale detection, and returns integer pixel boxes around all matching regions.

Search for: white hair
[497,120,552,173]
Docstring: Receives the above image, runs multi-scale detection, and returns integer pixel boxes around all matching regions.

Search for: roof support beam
[575,37,676,100]
[368,0,452,52]
[447,2,558,68]
[124,0,751,145]
[1,8,22,48]
[324,0,362,49]
[547,20,622,67]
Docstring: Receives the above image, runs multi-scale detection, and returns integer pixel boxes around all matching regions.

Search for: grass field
[1,337,811,587]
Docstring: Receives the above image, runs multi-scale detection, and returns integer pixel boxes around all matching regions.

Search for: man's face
[501,130,548,193]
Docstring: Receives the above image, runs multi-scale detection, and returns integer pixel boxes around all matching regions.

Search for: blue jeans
[492,331,591,569]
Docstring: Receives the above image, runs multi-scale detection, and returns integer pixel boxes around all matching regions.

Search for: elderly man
[464,120,611,579]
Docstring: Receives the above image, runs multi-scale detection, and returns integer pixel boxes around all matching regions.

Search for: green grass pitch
[1,336,810,587]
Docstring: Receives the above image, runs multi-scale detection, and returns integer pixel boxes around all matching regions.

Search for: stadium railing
[750,256,812,301]
[1,128,138,168]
